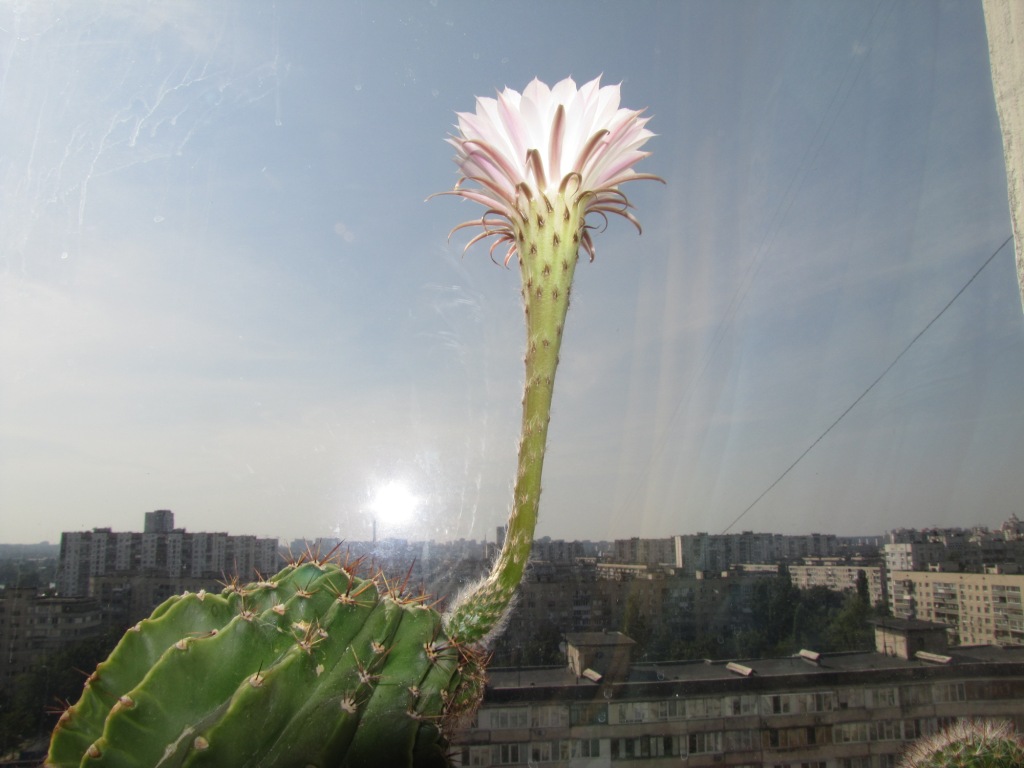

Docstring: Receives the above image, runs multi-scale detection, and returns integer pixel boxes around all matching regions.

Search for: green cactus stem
[445,194,582,644]
[47,555,485,768]
[898,719,1024,768]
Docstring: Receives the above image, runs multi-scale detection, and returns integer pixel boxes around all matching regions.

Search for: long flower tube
[441,76,662,644]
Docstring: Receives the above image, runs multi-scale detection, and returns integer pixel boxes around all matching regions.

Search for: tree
[0,628,121,753]
[826,591,874,651]
[621,593,652,658]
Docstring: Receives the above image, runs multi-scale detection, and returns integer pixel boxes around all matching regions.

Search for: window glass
[2,1,1020,764]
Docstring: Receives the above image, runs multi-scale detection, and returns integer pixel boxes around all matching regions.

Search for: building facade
[673,533,841,575]
[789,562,888,607]
[888,570,1024,646]
[452,624,1024,767]
[57,511,280,597]
[0,587,104,688]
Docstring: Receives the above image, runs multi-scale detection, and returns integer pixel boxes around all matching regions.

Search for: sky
[1,1,1022,546]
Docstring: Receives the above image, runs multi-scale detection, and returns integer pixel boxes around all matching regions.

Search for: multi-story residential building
[452,620,1024,767]
[0,587,104,688]
[889,570,1024,647]
[57,511,280,597]
[883,542,958,575]
[612,538,676,566]
[884,519,1024,576]
[87,572,234,626]
[673,532,840,575]
[1002,513,1024,540]
[534,538,586,565]
[789,561,888,607]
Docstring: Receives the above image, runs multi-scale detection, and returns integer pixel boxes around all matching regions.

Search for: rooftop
[870,616,950,631]
[484,645,1024,698]
[564,631,636,648]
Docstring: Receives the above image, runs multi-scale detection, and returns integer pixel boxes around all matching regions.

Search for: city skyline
[3,2,1023,545]
[8,509,1022,550]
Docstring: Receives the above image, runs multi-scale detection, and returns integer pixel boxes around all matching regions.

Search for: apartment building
[673,533,840,575]
[57,511,280,597]
[789,562,888,607]
[612,538,676,566]
[889,570,1024,646]
[883,520,1024,575]
[452,621,1024,767]
[0,587,104,687]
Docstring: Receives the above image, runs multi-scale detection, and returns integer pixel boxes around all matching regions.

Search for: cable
[721,234,1014,534]
[614,0,896,519]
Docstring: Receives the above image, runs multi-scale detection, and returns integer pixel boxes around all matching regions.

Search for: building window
[687,731,722,755]
[726,729,756,752]
[492,743,522,764]
[570,702,607,726]
[530,705,567,729]
[465,745,490,766]
[869,686,897,707]
[723,694,758,716]
[529,741,553,763]
[484,707,529,730]
[933,682,966,703]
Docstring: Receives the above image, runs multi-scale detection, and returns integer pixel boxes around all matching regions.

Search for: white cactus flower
[442,75,661,264]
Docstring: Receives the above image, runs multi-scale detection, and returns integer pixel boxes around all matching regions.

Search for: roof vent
[726,662,754,677]
[914,650,953,665]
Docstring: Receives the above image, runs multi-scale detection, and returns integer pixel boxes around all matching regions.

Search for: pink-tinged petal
[548,104,565,185]
[517,94,547,167]
[550,76,578,110]
[438,76,661,258]
[522,77,552,109]
[459,138,524,189]
[449,188,515,216]
[526,149,548,195]
[497,90,528,167]
[577,75,602,102]
[572,129,611,177]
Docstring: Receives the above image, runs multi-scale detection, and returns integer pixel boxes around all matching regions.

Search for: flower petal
[440,76,661,258]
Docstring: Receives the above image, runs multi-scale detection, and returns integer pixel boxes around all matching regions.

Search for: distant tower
[496,525,507,549]
[144,509,174,534]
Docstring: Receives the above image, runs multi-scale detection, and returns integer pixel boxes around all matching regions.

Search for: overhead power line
[721,234,1014,534]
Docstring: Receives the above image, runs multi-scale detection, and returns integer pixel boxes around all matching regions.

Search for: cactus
[47,76,659,767]
[47,554,485,767]
[898,719,1024,768]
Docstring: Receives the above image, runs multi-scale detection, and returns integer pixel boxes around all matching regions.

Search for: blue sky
[1,1,1021,545]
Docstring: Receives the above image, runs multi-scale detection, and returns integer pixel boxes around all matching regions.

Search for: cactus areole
[48,76,659,768]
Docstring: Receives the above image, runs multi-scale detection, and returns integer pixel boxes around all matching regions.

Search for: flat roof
[870,617,950,631]
[564,631,636,647]
[484,645,1024,697]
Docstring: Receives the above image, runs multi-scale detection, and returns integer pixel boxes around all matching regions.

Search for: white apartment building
[789,563,888,607]
[58,511,279,597]
[889,570,1024,646]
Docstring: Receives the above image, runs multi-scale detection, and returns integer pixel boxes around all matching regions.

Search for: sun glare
[369,480,419,527]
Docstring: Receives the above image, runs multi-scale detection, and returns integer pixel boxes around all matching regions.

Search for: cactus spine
[898,719,1024,768]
